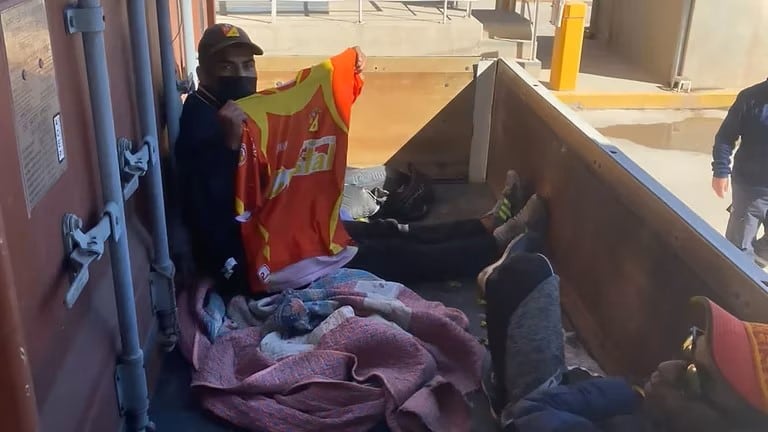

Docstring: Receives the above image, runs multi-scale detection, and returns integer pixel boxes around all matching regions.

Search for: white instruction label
[53,113,64,163]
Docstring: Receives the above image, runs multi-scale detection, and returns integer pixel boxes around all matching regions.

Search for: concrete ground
[586,108,768,273]
[580,109,731,234]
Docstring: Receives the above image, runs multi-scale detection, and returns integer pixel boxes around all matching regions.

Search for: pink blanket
[178,274,484,432]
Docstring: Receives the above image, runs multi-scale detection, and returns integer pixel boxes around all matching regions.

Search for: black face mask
[213,76,257,105]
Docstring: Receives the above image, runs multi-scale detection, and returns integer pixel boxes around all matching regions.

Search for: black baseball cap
[198,23,264,61]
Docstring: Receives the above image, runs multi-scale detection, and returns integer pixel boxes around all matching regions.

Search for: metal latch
[118,137,156,200]
[62,202,121,308]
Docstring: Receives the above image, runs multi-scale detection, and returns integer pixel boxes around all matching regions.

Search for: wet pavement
[598,116,724,154]
[579,110,731,234]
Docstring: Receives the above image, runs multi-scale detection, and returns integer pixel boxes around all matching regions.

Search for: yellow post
[550,1,587,91]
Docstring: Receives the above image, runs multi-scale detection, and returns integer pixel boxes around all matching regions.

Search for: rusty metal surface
[0,0,158,430]
[2,0,67,213]
[487,59,768,379]
[0,209,38,432]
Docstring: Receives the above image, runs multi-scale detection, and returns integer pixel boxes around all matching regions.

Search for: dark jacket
[712,80,768,186]
[174,91,247,295]
[506,377,649,432]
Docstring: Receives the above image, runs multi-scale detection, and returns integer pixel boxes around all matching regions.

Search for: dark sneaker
[480,252,564,424]
[486,170,531,228]
[492,194,548,248]
[477,231,545,296]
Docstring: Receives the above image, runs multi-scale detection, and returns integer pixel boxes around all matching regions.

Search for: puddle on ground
[593,114,768,273]
[598,117,724,154]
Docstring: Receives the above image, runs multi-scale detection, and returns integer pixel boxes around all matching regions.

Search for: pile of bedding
[178,268,485,432]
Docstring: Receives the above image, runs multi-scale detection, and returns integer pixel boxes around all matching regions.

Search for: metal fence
[217,0,478,24]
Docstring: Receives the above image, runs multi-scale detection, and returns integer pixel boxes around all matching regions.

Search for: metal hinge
[149,264,179,351]
[62,202,121,308]
[118,137,157,200]
[64,6,105,35]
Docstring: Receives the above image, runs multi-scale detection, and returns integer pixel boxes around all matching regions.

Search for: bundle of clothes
[178,268,485,432]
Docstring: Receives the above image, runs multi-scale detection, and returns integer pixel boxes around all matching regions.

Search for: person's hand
[712,176,730,199]
[353,46,367,74]
[642,360,730,432]
[217,100,246,150]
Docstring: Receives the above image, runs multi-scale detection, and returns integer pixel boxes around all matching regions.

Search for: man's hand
[353,46,367,74]
[217,100,247,150]
[712,176,730,199]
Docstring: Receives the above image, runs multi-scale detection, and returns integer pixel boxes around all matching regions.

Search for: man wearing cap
[174,23,549,297]
[478,235,768,431]
[174,23,267,295]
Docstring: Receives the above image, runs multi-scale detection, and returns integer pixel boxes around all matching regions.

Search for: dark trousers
[725,181,768,256]
[344,219,499,284]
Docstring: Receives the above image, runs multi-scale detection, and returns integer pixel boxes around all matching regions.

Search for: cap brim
[691,296,766,413]
[205,40,264,58]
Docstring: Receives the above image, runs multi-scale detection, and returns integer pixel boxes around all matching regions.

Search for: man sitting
[478,234,768,432]
[174,23,546,296]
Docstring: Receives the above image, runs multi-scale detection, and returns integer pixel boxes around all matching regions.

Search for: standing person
[712,80,768,262]
[174,23,546,296]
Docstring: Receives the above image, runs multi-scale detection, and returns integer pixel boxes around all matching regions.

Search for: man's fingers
[353,45,367,73]
[220,102,247,122]
[711,177,730,199]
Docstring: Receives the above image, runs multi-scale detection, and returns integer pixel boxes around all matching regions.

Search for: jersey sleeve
[329,47,365,125]
[235,120,266,218]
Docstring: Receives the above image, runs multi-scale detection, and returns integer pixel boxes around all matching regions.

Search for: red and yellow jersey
[234,48,363,293]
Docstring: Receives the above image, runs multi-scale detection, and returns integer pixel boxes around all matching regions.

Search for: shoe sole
[478,244,554,297]
[477,233,526,296]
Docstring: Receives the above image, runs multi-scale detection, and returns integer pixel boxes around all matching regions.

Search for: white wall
[682,0,768,89]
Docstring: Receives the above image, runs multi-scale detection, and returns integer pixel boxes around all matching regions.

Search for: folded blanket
[178,269,484,432]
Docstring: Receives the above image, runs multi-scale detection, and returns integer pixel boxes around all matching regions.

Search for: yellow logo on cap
[220,24,240,38]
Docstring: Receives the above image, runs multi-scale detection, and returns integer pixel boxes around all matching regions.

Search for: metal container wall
[486,59,768,380]
[0,0,207,430]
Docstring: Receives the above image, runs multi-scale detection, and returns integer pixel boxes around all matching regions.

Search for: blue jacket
[506,377,648,432]
[712,80,768,186]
